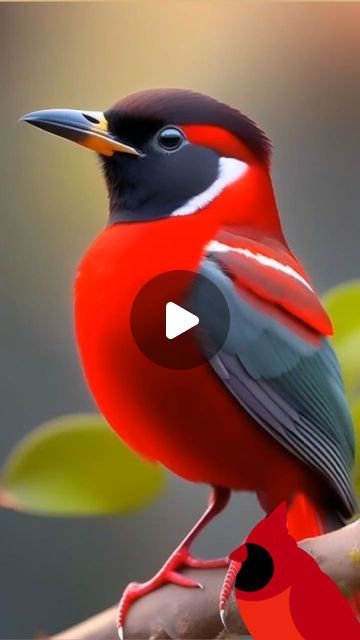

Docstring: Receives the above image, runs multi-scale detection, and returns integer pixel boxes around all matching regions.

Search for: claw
[117,626,124,640]
[220,608,228,630]
[166,570,204,589]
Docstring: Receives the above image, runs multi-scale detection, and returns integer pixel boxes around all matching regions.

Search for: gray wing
[192,258,356,521]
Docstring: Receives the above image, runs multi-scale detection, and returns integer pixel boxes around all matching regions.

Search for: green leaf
[351,398,360,500]
[333,332,360,401]
[0,414,165,516]
[322,281,360,400]
[322,280,360,345]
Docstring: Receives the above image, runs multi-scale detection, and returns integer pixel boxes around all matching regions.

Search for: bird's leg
[173,485,231,569]
[117,486,231,638]
[219,559,242,628]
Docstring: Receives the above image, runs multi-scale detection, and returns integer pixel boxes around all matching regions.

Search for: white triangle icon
[166,302,199,340]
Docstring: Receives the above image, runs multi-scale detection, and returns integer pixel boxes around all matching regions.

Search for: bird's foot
[116,546,229,638]
[219,560,242,629]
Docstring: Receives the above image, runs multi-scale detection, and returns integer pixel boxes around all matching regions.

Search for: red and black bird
[22,89,357,636]
[228,502,359,638]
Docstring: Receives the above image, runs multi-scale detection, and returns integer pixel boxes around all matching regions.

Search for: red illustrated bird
[22,89,357,637]
[227,502,359,639]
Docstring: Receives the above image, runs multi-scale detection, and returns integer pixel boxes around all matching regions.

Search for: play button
[166,302,199,340]
[130,269,230,370]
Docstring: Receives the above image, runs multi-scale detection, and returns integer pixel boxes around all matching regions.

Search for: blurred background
[1,1,360,637]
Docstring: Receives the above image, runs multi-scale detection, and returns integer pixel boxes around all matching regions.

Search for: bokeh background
[1,2,360,637]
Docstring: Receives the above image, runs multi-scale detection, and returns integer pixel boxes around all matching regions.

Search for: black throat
[103,143,219,224]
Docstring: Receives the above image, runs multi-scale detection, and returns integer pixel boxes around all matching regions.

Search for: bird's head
[22,89,280,234]
[229,502,300,600]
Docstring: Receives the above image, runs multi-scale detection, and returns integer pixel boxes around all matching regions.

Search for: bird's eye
[157,127,184,151]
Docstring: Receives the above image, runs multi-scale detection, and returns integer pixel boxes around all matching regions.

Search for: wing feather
[193,242,356,520]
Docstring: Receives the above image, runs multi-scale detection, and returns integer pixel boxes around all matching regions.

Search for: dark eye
[157,127,184,151]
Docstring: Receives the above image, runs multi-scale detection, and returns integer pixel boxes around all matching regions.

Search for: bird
[227,502,360,639]
[22,89,357,637]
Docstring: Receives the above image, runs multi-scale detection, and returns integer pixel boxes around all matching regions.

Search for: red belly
[97,350,310,497]
[74,219,314,505]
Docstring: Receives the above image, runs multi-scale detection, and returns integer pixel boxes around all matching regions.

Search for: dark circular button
[130,269,230,370]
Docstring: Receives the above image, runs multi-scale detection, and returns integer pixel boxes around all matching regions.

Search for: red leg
[117,486,231,638]
[219,559,242,628]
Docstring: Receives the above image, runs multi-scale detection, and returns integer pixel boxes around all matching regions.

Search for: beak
[20,109,140,157]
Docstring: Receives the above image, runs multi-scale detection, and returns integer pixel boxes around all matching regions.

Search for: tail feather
[286,492,325,540]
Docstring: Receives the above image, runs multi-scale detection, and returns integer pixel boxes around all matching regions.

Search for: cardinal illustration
[22,89,357,637]
[226,502,359,639]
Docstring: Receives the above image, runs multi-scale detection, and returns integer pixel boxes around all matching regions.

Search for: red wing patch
[207,230,333,338]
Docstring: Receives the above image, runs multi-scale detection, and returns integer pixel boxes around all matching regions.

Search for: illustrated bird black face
[22,89,271,224]
[235,543,274,592]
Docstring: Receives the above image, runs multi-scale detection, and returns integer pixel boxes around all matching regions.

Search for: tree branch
[53,519,360,640]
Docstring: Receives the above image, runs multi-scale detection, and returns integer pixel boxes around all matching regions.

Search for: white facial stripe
[207,240,314,292]
[171,157,247,217]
